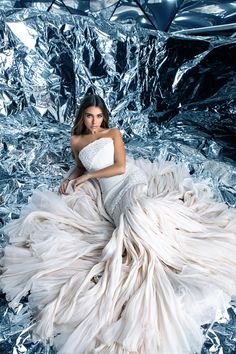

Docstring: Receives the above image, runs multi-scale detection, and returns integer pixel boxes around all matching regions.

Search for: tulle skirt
[1,159,236,354]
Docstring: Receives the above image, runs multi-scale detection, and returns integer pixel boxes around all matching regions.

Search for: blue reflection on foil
[0,3,235,354]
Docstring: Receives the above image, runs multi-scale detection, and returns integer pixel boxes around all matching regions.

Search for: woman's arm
[67,136,86,179]
[72,128,126,190]
[89,128,126,179]
[59,136,85,194]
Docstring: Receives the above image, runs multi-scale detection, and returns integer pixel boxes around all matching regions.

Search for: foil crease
[0,5,236,354]
[170,0,236,34]
[0,1,235,34]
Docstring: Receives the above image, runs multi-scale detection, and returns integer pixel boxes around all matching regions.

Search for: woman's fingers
[72,179,80,191]
[58,180,69,195]
[59,186,64,194]
[72,175,88,191]
[59,178,83,194]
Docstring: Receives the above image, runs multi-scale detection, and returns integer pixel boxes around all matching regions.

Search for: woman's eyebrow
[85,111,103,116]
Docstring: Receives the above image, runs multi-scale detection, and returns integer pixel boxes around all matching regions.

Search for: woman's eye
[85,114,102,118]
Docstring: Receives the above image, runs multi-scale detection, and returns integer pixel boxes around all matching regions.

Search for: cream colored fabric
[1,137,236,354]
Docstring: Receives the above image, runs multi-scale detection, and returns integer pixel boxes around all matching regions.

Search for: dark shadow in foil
[0,5,235,354]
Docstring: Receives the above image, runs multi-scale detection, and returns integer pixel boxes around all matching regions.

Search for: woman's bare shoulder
[71,134,82,139]
[108,127,122,137]
[70,135,83,151]
[70,135,85,164]
[109,128,124,151]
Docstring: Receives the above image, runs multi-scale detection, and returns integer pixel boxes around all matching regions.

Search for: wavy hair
[72,94,109,135]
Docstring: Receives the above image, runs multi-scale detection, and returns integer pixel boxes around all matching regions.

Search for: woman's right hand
[58,179,70,195]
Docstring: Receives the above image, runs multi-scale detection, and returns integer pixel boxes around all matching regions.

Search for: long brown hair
[72,94,109,135]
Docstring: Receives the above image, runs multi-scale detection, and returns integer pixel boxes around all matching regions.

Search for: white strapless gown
[1,137,236,354]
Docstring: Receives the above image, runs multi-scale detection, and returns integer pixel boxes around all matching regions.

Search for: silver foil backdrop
[0,1,236,353]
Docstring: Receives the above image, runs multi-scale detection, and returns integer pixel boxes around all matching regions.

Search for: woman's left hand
[72,173,90,191]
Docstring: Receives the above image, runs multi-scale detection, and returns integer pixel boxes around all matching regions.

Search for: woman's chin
[90,128,101,134]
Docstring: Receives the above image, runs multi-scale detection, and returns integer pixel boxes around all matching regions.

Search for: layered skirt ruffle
[1,159,236,354]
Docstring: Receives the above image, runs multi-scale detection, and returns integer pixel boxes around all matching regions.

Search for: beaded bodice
[79,137,147,223]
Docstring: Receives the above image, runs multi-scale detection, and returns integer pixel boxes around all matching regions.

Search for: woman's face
[83,106,104,134]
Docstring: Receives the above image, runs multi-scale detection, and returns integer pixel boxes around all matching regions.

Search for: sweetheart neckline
[78,137,113,157]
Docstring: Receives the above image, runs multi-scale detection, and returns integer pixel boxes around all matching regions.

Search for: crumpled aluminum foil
[0,3,236,354]
[170,0,236,34]
[0,1,235,34]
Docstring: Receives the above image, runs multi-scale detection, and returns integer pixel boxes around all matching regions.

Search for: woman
[59,94,127,200]
[1,94,236,354]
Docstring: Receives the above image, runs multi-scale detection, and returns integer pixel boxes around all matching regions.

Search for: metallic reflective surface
[0,1,235,33]
[109,0,184,31]
[170,0,236,34]
[0,2,236,354]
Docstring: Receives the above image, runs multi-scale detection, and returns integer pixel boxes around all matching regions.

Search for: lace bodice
[79,137,147,222]
[79,137,114,172]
